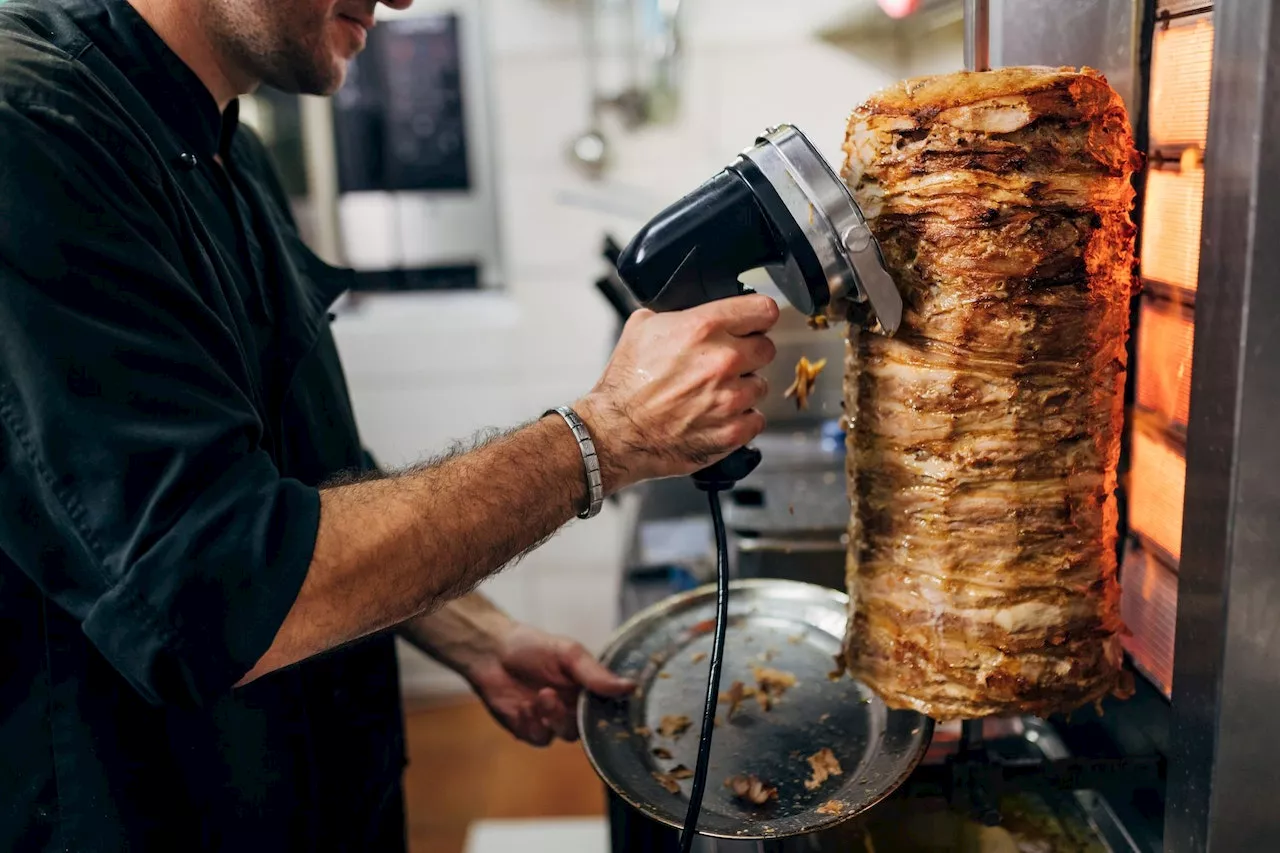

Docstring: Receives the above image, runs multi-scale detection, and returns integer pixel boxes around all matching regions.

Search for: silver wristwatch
[545,406,604,519]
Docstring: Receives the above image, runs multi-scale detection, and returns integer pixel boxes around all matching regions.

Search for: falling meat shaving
[652,765,693,794]
[725,773,778,806]
[783,356,828,411]
[633,726,652,738]
[804,748,844,791]
[651,747,673,760]
[752,665,798,711]
[690,652,707,664]
[657,715,692,739]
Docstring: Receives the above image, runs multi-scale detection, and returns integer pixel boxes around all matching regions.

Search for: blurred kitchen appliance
[328,0,503,291]
[609,1,1280,851]
[567,0,687,179]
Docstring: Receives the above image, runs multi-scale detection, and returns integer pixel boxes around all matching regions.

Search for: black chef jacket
[0,1,407,850]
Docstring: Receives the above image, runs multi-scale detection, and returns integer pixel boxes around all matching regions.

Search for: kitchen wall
[327,0,962,696]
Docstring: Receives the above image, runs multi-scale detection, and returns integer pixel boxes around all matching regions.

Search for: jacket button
[174,152,199,171]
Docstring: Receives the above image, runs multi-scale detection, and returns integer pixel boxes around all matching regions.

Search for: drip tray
[832,718,1140,853]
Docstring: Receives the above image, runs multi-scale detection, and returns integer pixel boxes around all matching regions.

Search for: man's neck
[126,0,255,110]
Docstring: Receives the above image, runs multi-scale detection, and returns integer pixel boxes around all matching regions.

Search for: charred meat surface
[839,66,1139,720]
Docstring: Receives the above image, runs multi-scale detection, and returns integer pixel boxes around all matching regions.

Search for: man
[0,0,779,850]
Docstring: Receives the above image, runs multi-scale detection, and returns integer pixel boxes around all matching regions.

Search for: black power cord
[678,488,732,853]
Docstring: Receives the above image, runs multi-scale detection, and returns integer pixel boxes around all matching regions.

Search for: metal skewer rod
[964,0,990,71]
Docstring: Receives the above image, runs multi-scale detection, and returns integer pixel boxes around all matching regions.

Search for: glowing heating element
[1128,427,1187,565]
[1120,545,1178,698]
[1135,299,1195,429]
[1149,17,1214,149]
[1141,167,1205,293]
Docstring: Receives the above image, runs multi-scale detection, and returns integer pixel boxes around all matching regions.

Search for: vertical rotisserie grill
[1120,6,1214,700]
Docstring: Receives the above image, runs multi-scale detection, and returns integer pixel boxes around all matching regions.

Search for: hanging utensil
[568,0,611,178]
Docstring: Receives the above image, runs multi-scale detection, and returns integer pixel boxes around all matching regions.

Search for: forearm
[397,592,513,679]
[239,413,592,685]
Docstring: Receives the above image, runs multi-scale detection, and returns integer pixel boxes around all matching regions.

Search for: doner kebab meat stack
[836,67,1142,720]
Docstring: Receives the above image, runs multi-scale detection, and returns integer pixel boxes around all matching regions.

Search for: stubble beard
[203,1,348,97]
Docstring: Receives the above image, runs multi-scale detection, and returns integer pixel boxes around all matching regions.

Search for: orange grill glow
[1129,428,1187,565]
[1141,168,1205,292]
[1149,18,1214,148]
[1135,300,1195,429]
[1120,545,1178,698]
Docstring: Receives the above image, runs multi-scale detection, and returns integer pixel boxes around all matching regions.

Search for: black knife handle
[692,446,763,492]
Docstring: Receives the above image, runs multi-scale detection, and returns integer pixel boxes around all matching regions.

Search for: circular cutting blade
[578,579,933,840]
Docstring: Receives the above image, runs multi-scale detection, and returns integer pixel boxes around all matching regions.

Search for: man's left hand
[465,622,635,747]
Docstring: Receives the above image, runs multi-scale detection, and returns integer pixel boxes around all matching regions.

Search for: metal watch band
[544,406,604,519]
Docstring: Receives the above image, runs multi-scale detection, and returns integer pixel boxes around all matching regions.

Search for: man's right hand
[575,293,780,492]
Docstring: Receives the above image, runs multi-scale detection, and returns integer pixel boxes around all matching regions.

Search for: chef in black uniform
[0,0,780,850]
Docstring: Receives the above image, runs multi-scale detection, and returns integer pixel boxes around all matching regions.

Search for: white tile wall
[682,0,882,47]
[333,0,962,697]
[706,40,900,168]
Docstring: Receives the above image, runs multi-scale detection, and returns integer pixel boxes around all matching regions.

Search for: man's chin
[316,67,348,97]
[272,60,348,97]
[315,54,352,95]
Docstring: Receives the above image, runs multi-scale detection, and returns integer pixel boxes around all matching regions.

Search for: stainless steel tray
[579,578,933,840]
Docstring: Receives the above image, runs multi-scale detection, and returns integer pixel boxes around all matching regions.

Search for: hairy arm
[239,297,778,686]
[238,413,595,684]
[397,591,635,745]
[239,294,778,686]
[397,591,517,670]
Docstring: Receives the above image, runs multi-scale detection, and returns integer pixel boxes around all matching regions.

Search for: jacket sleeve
[0,101,319,707]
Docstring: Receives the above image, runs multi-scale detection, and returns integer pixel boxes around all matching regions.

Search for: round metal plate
[579,578,933,840]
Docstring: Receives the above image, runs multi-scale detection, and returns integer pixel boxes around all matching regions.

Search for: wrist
[420,598,517,680]
[544,404,605,519]
[453,610,517,680]
[571,394,638,495]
